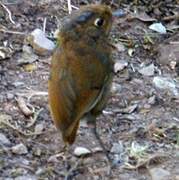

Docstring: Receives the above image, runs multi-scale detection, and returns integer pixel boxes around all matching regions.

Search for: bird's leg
[90,121,111,161]
[64,156,84,180]
[87,114,111,164]
[87,118,112,176]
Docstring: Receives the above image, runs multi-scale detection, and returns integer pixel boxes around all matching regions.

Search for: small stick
[71,5,79,10]
[67,0,72,14]
[169,41,179,45]
[43,17,47,34]
[163,14,179,21]
[26,108,43,128]
[0,2,15,24]
[0,28,26,35]
[65,157,83,180]
[16,96,34,116]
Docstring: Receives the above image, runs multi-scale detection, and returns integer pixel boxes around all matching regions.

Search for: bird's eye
[94,18,104,27]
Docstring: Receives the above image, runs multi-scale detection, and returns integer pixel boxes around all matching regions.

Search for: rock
[149,22,166,34]
[33,147,42,157]
[12,143,28,155]
[27,29,55,55]
[114,60,128,73]
[12,81,25,87]
[0,133,11,145]
[128,48,135,57]
[149,167,170,180]
[74,147,91,157]
[92,147,103,153]
[112,9,126,17]
[35,167,46,175]
[34,124,44,133]
[113,104,138,114]
[153,76,178,96]
[114,42,126,52]
[15,175,37,180]
[17,45,38,65]
[148,95,156,105]
[6,93,14,100]
[110,141,123,154]
[157,43,179,66]
[0,46,13,60]
[111,82,122,94]
[0,114,12,124]
[18,158,30,166]
[138,64,155,76]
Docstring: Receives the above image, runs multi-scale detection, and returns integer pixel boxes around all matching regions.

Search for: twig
[27,91,48,102]
[43,17,47,34]
[0,28,26,35]
[163,14,179,21]
[65,157,83,180]
[16,96,34,116]
[1,118,46,136]
[71,5,79,10]
[169,41,179,45]
[67,0,72,14]
[0,2,15,24]
[26,108,43,128]
[15,91,48,102]
[124,153,169,170]
[67,0,78,14]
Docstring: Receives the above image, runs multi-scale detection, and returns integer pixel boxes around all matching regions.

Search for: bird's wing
[48,47,101,144]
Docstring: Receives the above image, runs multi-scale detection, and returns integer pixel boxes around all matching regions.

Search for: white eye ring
[94,18,104,27]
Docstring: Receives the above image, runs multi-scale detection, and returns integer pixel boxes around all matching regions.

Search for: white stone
[0,133,11,145]
[31,29,55,50]
[12,143,28,155]
[74,147,91,157]
[149,23,166,34]
[149,167,170,180]
[138,64,155,76]
[110,141,124,154]
[153,76,178,96]
[114,61,128,73]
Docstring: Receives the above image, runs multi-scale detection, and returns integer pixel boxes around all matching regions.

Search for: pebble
[6,93,14,100]
[149,167,171,180]
[0,133,11,145]
[111,82,122,94]
[110,141,123,154]
[114,42,126,52]
[27,29,55,55]
[17,45,38,65]
[12,81,25,87]
[153,76,178,96]
[114,60,128,73]
[149,22,167,34]
[12,143,28,155]
[138,63,155,76]
[112,9,126,17]
[34,124,44,133]
[148,95,156,105]
[74,146,91,157]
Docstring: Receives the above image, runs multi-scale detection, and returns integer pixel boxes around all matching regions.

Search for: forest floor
[0,0,179,179]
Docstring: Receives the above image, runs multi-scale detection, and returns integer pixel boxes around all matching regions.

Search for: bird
[48,4,114,155]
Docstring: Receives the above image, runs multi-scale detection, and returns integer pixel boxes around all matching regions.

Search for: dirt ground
[0,0,179,179]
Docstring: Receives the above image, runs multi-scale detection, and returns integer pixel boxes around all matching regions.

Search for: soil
[0,0,179,179]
